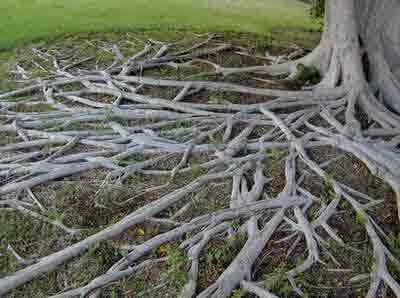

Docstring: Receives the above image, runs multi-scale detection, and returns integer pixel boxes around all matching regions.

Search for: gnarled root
[1,13,400,297]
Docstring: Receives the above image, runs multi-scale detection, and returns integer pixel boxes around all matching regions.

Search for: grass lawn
[0,0,315,50]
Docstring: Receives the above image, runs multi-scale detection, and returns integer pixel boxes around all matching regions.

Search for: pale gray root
[1,9,400,297]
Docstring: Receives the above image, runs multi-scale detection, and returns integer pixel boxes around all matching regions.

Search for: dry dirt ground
[0,31,399,297]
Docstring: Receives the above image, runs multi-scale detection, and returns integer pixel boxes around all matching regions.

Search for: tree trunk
[356,0,400,113]
[319,0,400,114]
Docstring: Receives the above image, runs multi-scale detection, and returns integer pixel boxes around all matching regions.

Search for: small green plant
[242,143,249,155]
[263,265,293,297]
[72,242,121,285]
[365,250,375,271]
[206,245,234,267]
[231,289,246,298]
[383,182,393,193]
[190,163,206,179]
[205,235,245,267]
[110,289,119,298]
[163,246,188,290]
[46,208,65,222]
[388,233,400,257]
[264,148,286,162]
[322,176,336,203]
[355,211,367,225]
[295,63,321,85]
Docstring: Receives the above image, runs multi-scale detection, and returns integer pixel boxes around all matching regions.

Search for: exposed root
[0,26,399,298]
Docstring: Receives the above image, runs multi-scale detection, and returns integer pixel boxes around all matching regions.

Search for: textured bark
[320,0,400,114]
[356,0,400,113]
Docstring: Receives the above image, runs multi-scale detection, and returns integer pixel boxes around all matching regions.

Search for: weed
[263,264,293,297]
[388,233,400,257]
[163,246,188,290]
[46,208,65,222]
[110,289,119,298]
[383,182,393,193]
[322,176,336,203]
[295,63,321,85]
[231,289,246,298]
[205,234,246,267]
[71,242,121,285]
[263,148,286,163]
[355,211,367,225]
[242,143,249,155]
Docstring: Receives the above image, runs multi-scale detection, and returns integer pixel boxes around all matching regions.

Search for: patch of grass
[263,148,286,179]
[0,211,55,247]
[264,148,286,162]
[263,264,293,297]
[322,176,336,203]
[190,163,206,179]
[0,210,59,297]
[54,181,122,228]
[70,242,121,287]
[388,233,400,256]
[0,0,315,51]
[355,211,367,225]
[205,234,246,268]
[231,289,246,298]
[163,245,188,290]
[0,51,17,90]
[46,208,65,222]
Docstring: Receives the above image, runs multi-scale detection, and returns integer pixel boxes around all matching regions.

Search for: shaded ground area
[0,31,399,297]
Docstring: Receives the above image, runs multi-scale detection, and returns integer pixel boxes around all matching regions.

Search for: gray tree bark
[319,0,400,114]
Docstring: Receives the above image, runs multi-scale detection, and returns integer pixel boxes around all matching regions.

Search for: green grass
[0,0,315,50]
